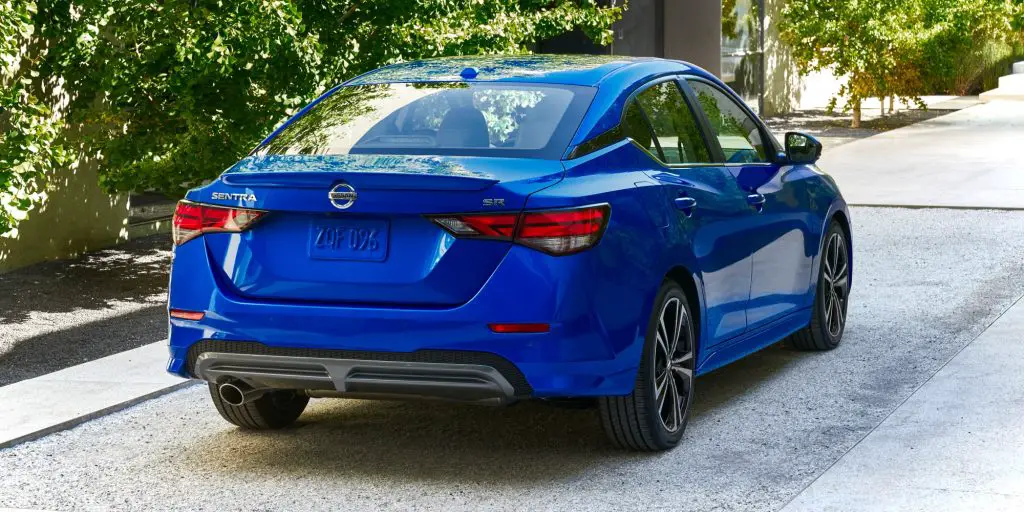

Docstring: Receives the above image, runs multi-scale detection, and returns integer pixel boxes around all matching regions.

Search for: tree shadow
[0,234,170,325]
[0,233,170,385]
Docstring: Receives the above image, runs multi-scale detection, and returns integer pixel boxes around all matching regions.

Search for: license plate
[309,219,389,261]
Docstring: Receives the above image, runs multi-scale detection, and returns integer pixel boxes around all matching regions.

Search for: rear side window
[622,102,657,155]
[687,80,769,163]
[255,82,595,159]
[634,81,711,164]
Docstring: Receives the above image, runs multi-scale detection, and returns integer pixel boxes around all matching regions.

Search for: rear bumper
[167,234,659,398]
[192,342,522,405]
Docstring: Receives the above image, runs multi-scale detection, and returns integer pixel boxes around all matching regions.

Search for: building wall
[762,0,844,115]
[664,0,722,76]
[0,158,130,273]
[611,0,662,57]
[0,38,131,273]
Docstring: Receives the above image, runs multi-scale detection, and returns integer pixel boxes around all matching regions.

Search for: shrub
[0,0,70,237]
[0,0,620,236]
[780,0,1023,126]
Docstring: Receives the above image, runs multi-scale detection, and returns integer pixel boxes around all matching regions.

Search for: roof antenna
[459,67,479,79]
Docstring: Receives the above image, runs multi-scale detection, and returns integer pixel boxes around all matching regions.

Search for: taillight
[429,204,610,256]
[172,201,266,246]
[431,213,518,239]
[517,206,609,255]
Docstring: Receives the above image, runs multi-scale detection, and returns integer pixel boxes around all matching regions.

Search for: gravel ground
[2,208,1024,511]
[0,235,171,386]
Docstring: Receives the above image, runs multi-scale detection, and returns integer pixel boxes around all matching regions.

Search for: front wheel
[790,220,850,351]
[598,281,696,451]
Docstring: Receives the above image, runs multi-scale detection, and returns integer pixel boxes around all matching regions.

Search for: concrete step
[0,342,191,449]
[980,70,1024,102]
[997,72,1024,90]
[979,90,1024,102]
[126,216,172,239]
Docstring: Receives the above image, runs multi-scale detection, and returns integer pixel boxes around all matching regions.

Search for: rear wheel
[598,281,695,451]
[790,221,849,351]
[208,383,309,429]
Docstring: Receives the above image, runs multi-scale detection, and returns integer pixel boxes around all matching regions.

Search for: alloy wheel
[653,296,694,433]
[820,232,849,337]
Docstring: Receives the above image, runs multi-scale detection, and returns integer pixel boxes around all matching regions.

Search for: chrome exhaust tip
[218,381,266,406]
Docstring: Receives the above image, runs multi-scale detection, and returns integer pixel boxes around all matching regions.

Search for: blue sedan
[167,55,851,451]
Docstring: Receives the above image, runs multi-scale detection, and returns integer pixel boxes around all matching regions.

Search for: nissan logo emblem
[328,183,357,209]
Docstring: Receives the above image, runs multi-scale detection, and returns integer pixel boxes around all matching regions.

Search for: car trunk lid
[194,154,563,306]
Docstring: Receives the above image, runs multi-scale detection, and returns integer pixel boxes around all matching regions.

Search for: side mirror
[784,132,822,165]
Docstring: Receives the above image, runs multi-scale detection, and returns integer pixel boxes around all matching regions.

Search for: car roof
[344,54,695,87]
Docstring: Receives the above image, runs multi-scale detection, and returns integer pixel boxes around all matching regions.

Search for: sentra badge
[212,192,257,202]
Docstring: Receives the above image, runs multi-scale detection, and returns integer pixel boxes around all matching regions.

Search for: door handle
[746,193,766,211]
[674,196,697,217]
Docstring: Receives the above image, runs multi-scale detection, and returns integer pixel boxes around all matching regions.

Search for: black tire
[790,220,850,351]
[598,281,696,451]
[208,383,309,429]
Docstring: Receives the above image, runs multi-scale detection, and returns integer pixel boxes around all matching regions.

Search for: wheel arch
[830,209,851,244]
[664,265,704,361]
[825,204,853,288]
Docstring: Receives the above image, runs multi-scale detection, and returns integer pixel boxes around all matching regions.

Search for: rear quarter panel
[527,142,707,374]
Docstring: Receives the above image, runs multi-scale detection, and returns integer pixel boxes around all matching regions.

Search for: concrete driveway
[3,207,1024,511]
[819,101,1024,209]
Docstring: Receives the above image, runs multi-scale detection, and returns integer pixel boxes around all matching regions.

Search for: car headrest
[438,107,490,148]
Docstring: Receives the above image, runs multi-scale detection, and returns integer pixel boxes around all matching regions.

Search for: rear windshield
[254,82,595,160]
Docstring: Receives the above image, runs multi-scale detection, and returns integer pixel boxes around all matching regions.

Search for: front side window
[256,82,595,159]
[687,80,769,163]
[634,81,711,164]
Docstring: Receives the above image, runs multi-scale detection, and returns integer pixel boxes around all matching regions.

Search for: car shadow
[182,342,805,484]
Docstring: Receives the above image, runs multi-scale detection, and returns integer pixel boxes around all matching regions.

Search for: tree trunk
[851,100,861,128]
[889,95,895,114]
[879,96,885,117]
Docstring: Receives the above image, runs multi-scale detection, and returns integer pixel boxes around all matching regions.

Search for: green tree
[780,0,928,127]
[0,0,620,236]
[39,0,620,196]
[1,0,69,237]
[780,0,1023,127]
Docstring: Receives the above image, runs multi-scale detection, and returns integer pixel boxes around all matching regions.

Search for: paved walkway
[819,100,1024,209]
[0,342,189,448]
[784,297,1024,511]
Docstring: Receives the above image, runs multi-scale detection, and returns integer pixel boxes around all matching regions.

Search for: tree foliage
[0,0,620,234]
[917,0,1024,94]
[780,0,1023,127]
[0,0,69,236]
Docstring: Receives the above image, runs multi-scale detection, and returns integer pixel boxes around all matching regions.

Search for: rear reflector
[172,201,266,246]
[429,204,610,256]
[488,323,550,333]
[169,309,205,321]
